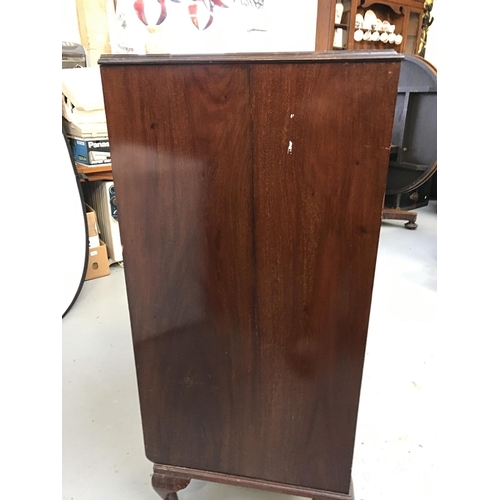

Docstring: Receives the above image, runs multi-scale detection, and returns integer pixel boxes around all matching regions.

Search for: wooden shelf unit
[316,0,424,54]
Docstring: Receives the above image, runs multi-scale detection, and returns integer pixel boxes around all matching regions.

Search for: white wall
[424,0,438,68]
[110,0,318,55]
[62,0,81,44]
[264,0,318,52]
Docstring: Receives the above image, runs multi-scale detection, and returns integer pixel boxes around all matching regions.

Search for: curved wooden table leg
[152,464,191,500]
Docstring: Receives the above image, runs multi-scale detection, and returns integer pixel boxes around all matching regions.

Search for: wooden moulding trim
[360,0,421,13]
[153,464,354,500]
[99,50,403,66]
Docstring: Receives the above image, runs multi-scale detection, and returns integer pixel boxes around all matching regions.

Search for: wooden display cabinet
[316,0,424,54]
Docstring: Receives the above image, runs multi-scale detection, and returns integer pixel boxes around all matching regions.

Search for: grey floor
[63,202,437,500]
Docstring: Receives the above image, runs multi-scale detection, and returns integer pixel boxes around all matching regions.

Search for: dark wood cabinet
[99,51,402,500]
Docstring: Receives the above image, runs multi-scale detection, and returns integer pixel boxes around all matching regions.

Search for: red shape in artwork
[188,0,214,30]
[134,0,148,25]
[157,0,167,25]
[134,0,168,26]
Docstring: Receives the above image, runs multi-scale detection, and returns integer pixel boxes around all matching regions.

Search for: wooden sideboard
[99,51,402,500]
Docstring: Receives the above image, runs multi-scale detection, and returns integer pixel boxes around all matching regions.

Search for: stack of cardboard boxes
[63,67,113,280]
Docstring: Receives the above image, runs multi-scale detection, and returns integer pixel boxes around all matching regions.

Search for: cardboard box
[68,135,111,166]
[85,204,100,249]
[85,239,110,280]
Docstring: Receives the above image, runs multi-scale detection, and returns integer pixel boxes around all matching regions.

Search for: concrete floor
[63,202,437,500]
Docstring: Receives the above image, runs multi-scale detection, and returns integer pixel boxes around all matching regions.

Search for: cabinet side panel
[100,64,257,472]
[101,59,401,494]
[251,61,400,493]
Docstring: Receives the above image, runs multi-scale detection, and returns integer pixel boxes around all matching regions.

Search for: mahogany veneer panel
[100,51,401,498]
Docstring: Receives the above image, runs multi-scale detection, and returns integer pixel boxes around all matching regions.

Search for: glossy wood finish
[100,52,402,499]
[250,61,400,493]
[101,62,256,472]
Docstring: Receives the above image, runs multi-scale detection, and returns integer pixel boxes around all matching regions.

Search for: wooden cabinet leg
[152,465,191,500]
[382,207,418,230]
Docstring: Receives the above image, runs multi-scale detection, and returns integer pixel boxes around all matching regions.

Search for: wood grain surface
[100,55,401,496]
[250,61,400,492]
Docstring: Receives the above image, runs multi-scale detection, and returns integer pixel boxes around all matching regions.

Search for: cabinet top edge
[99,50,403,66]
